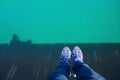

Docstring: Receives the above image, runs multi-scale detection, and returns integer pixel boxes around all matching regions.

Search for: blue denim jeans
[47,61,106,80]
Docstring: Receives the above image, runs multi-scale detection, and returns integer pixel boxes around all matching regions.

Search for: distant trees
[10,34,32,46]
[10,34,20,45]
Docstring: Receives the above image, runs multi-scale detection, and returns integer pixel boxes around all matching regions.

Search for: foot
[71,46,83,63]
[60,47,71,63]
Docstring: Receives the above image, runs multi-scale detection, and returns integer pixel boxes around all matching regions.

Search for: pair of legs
[47,46,106,80]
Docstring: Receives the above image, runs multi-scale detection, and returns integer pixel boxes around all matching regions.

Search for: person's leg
[71,46,106,80]
[47,47,71,80]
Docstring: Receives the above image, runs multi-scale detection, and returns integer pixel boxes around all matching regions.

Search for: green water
[0,0,120,43]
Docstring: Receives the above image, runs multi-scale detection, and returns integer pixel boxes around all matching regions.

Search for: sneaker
[71,46,83,63]
[60,47,71,63]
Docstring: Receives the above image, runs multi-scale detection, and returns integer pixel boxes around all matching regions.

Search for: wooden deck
[0,43,120,80]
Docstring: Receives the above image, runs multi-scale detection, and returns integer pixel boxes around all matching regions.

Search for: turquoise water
[0,0,120,43]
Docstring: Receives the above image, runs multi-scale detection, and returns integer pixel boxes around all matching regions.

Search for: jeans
[47,61,106,80]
